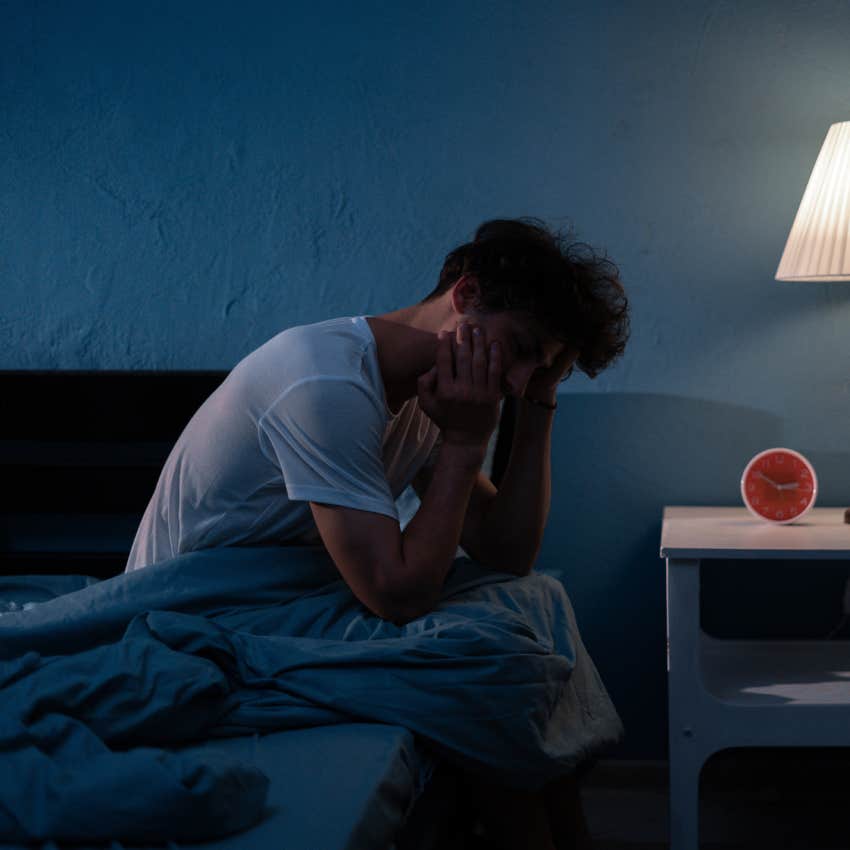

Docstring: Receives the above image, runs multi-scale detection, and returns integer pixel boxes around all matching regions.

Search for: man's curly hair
[420,218,630,379]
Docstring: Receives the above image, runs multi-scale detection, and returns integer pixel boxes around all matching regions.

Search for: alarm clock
[740,447,818,524]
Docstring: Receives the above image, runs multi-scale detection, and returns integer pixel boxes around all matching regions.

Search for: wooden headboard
[0,371,517,578]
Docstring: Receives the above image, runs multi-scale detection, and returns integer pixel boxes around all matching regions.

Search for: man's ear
[450,274,480,315]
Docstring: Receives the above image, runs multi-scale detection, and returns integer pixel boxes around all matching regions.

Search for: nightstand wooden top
[660,506,850,560]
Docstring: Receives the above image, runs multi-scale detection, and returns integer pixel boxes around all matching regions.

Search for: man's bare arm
[470,397,555,575]
[311,323,501,624]
[391,323,502,612]
[393,440,486,612]
[412,397,555,578]
[309,440,484,625]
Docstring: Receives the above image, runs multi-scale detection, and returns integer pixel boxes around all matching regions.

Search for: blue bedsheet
[0,545,624,844]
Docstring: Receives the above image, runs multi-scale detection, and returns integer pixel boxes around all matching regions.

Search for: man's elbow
[384,606,427,627]
[374,571,439,626]
[374,596,436,627]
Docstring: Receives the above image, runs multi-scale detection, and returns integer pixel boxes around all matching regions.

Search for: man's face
[459,309,572,398]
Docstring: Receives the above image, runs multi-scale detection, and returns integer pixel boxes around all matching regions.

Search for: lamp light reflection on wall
[776,121,850,282]
[775,120,850,525]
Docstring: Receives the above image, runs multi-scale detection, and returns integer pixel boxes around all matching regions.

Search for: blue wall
[3,0,849,759]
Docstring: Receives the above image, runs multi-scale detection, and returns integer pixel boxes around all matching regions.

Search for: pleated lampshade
[776,121,850,282]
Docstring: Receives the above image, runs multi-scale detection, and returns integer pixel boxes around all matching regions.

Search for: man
[125,216,629,849]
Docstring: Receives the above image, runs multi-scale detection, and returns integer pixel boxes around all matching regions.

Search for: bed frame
[0,369,517,578]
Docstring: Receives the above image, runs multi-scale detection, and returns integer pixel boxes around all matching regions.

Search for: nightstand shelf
[700,635,850,707]
[660,506,850,850]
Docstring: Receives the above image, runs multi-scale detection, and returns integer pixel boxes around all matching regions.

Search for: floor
[577,748,850,849]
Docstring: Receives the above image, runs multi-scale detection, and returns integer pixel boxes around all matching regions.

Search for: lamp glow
[776,121,850,282]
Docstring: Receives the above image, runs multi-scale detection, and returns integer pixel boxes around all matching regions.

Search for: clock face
[740,448,818,524]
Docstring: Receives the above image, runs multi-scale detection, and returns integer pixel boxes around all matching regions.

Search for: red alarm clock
[741,447,818,524]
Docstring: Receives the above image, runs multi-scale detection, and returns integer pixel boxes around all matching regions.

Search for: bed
[0,370,624,849]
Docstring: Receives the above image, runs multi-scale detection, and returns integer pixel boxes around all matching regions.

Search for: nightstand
[660,506,850,850]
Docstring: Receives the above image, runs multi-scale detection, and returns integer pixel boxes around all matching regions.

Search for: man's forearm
[477,396,556,575]
[393,441,485,617]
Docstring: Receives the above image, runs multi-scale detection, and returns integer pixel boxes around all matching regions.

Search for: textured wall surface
[3,0,849,759]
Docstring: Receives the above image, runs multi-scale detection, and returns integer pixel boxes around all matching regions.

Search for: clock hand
[778,482,799,490]
[756,471,781,489]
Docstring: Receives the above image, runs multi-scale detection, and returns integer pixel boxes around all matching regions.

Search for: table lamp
[775,120,850,523]
[776,120,850,282]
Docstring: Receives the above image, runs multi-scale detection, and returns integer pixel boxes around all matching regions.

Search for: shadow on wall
[541,392,850,760]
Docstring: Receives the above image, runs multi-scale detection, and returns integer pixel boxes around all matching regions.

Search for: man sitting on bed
[125,216,629,850]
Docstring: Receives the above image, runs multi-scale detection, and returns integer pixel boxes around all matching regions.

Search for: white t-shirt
[124,316,441,572]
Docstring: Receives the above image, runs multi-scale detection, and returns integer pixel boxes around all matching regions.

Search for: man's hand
[417,323,504,450]
[524,345,577,402]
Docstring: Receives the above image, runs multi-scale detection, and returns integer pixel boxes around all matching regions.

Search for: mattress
[172,723,437,850]
[0,723,439,850]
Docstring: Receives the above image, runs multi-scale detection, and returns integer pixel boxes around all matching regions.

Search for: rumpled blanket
[0,545,624,844]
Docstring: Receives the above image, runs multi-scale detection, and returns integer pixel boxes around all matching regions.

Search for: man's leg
[465,763,595,850]
[542,771,593,850]
[467,774,557,850]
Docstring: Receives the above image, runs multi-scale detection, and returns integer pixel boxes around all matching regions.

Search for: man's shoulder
[235,315,375,390]
[250,315,369,361]
[251,314,365,355]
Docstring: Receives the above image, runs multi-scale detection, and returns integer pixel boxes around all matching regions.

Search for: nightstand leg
[666,557,703,850]
[668,734,702,850]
